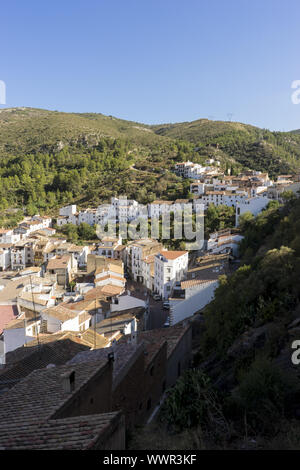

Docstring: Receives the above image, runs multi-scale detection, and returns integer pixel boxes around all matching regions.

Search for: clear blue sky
[1,0,300,131]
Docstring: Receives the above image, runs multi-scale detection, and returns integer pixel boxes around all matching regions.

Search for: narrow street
[125,278,168,330]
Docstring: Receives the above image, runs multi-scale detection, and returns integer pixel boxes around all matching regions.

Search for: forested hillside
[152,119,300,175]
[130,195,300,450]
[0,107,300,218]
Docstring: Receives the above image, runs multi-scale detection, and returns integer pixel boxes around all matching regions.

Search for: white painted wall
[110,294,146,312]
[169,280,218,325]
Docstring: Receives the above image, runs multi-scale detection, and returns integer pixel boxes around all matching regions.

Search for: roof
[159,250,188,260]
[47,255,71,270]
[142,254,155,264]
[84,286,111,301]
[3,315,28,330]
[18,291,50,306]
[151,200,173,205]
[0,411,122,450]
[96,313,135,330]
[124,323,190,364]
[81,328,109,349]
[42,305,83,322]
[0,243,13,249]
[95,274,126,283]
[180,279,217,289]
[97,285,124,296]
[110,306,145,319]
[0,338,90,390]
[68,342,142,385]
[114,245,125,252]
[0,304,18,334]
[8,331,91,358]
[0,360,109,426]
[95,263,124,275]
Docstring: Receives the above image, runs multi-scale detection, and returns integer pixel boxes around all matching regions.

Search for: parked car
[152,294,161,301]
[163,301,170,310]
[163,317,170,328]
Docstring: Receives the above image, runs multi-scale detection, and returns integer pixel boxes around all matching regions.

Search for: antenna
[94,257,97,349]
[29,275,40,351]
[227,113,234,122]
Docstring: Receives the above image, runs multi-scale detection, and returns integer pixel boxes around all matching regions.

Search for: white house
[207,230,244,257]
[3,314,41,355]
[148,200,174,219]
[236,196,272,226]
[126,239,163,282]
[169,279,218,325]
[190,181,206,196]
[110,293,146,313]
[94,236,123,259]
[154,250,189,300]
[0,229,20,244]
[59,204,77,217]
[40,304,91,333]
[0,244,12,271]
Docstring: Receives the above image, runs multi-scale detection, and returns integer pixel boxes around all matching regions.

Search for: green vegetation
[55,222,98,243]
[0,108,300,220]
[131,196,300,449]
[152,118,300,176]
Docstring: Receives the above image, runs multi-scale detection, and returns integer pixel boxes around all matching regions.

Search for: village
[0,161,299,449]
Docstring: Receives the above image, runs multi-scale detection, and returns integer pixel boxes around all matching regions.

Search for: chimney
[61,370,75,393]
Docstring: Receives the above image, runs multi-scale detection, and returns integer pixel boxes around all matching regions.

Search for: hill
[0,107,167,155]
[152,118,300,175]
[129,195,300,450]
[0,107,300,216]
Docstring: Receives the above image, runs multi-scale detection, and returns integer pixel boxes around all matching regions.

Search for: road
[125,278,168,330]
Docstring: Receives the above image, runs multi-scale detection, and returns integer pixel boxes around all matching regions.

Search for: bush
[160,370,227,436]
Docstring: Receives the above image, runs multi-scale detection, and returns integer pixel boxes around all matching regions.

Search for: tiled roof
[97,313,134,329]
[128,323,190,361]
[110,306,145,319]
[0,243,13,249]
[47,255,71,270]
[0,338,90,390]
[0,411,122,450]
[0,304,19,334]
[18,291,49,306]
[180,279,216,289]
[84,286,112,301]
[95,274,125,283]
[0,360,109,426]
[42,305,82,322]
[159,250,188,260]
[68,342,142,386]
[98,285,124,296]
[151,200,173,205]
[3,315,27,330]
[142,254,155,264]
[95,263,124,275]
[81,329,109,349]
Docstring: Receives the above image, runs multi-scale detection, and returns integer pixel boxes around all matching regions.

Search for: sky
[1,0,300,131]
